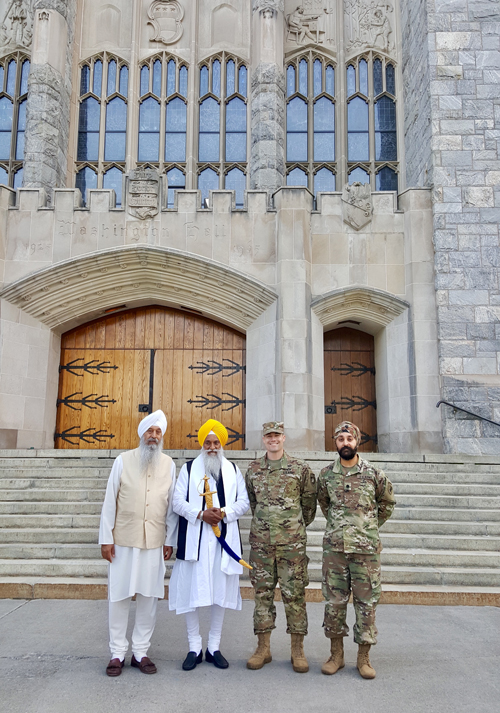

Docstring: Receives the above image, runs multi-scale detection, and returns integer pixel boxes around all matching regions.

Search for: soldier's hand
[163,545,173,561]
[101,544,115,563]
[203,507,223,526]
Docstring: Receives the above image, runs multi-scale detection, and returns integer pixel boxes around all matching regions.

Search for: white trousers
[185,604,226,655]
[109,594,158,661]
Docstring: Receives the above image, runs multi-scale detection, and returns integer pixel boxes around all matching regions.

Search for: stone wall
[0,184,440,452]
[427,0,500,453]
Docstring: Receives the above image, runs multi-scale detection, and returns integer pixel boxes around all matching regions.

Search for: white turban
[138,410,168,439]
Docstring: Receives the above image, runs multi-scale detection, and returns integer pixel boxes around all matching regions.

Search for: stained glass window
[0,54,30,188]
[286,54,336,195]
[75,54,129,204]
[197,55,248,205]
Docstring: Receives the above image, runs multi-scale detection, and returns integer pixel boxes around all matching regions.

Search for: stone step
[0,490,106,502]
[0,514,100,528]
[1,559,499,588]
[394,494,500,509]
[0,528,99,543]
[381,533,500,552]
[392,507,500,522]
[382,519,500,536]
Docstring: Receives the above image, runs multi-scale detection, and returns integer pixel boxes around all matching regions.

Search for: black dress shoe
[182,650,203,671]
[205,649,229,669]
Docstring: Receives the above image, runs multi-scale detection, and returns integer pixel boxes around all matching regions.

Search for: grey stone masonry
[427,0,500,454]
[23,1,77,197]
[400,0,433,187]
[249,2,286,194]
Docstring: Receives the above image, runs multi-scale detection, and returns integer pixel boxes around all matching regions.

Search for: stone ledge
[1,579,498,606]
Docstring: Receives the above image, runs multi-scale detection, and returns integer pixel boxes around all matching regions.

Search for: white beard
[201,447,224,481]
[139,437,163,474]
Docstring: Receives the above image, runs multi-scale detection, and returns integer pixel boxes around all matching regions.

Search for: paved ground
[0,599,498,713]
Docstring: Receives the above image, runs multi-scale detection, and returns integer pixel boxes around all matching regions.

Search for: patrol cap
[262,421,285,436]
[334,420,361,443]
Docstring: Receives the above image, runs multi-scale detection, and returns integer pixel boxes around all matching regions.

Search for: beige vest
[113,448,173,550]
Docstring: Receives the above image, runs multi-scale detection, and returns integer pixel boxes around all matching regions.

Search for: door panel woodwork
[56,307,246,450]
[324,327,377,452]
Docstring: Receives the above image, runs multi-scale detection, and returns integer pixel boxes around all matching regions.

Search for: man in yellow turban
[169,419,250,671]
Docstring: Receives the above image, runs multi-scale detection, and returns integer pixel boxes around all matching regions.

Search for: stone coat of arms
[342,182,373,231]
[147,0,184,45]
[127,169,160,220]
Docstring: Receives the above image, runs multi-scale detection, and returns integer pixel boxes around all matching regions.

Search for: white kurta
[99,454,177,602]
[168,455,250,614]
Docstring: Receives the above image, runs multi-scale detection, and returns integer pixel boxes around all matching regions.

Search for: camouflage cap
[262,421,285,436]
[334,420,361,443]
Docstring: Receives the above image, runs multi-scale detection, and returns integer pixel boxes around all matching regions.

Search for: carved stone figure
[285,2,333,45]
[0,0,33,48]
[344,0,394,55]
[342,182,373,231]
[147,0,184,45]
[127,169,160,220]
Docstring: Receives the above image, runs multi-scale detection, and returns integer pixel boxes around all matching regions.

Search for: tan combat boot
[321,637,345,675]
[357,644,376,679]
[290,633,309,673]
[247,632,272,670]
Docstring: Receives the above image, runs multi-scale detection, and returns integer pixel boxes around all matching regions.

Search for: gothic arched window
[285,53,336,196]
[76,54,129,205]
[198,55,248,208]
[138,54,188,206]
[346,55,398,191]
[0,53,30,189]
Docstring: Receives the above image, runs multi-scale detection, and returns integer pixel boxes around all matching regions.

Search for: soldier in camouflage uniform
[318,421,395,679]
[245,422,317,673]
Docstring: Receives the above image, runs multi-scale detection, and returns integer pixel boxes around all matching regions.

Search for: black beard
[338,445,357,460]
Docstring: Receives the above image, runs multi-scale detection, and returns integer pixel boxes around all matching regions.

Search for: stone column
[249,1,285,194]
[274,187,324,450]
[23,1,77,196]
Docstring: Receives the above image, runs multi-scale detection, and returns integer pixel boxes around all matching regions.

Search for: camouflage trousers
[322,549,381,645]
[249,542,309,635]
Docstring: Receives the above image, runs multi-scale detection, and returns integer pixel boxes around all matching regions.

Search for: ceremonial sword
[199,475,252,570]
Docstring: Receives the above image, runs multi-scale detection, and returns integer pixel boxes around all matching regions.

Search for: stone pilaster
[249,1,286,193]
[273,187,324,450]
[23,1,77,196]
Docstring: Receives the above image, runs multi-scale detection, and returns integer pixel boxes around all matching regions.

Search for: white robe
[99,454,178,602]
[168,454,250,614]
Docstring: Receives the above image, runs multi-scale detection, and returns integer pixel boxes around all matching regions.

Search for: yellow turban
[198,419,228,447]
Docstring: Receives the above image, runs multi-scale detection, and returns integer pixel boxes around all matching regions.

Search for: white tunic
[168,455,250,614]
[99,454,177,602]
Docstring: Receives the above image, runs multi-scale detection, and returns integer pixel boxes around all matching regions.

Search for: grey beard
[201,447,224,481]
[139,438,163,474]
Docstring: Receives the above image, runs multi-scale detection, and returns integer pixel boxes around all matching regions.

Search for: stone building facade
[0,0,498,454]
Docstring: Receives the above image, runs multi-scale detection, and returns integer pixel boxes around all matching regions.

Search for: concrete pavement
[0,599,499,713]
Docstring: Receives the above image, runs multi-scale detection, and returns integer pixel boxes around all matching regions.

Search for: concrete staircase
[1,450,499,604]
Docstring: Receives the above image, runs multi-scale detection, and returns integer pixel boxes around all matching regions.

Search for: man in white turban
[99,409,177,677]
[169,419,250,671]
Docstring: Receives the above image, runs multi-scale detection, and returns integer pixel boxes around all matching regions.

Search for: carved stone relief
[285,0,334,46]
[0,0,33,49]
[147,0,184,45]
[127,169,160,220]
[344,0,394,55]
[342,182,373,231]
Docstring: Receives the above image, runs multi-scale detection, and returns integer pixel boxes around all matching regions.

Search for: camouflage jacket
[245,452,317,547]
[317,456,396,554]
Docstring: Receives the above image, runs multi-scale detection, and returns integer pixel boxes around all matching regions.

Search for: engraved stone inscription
[127,169,160,220]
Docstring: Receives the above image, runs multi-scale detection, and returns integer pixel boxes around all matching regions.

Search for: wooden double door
[55,307,246,450]
[324,327,377,452]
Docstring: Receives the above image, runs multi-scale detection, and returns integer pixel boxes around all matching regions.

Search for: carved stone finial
[147,0,184,45]
[0,0,34,49]
[342,182,373,230]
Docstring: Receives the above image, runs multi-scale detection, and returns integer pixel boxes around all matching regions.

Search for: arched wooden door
[324,327,377,452]
[55,307,246,450]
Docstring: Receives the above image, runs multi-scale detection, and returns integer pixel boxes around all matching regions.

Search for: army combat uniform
[245,453,317,635]
[318,456,395,645]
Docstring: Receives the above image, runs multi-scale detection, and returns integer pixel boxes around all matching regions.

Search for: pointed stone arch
[0,245,277,333]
